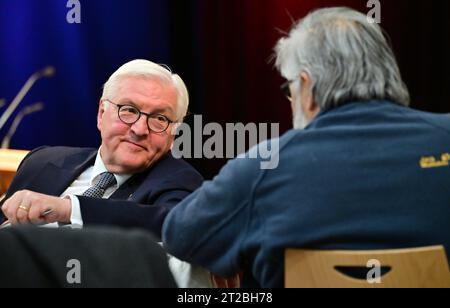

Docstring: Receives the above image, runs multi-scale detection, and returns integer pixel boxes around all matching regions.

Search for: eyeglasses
[103,99,174,133]
[281,80,294,101]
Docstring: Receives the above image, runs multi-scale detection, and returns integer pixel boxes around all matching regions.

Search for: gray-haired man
[163,7,450,287]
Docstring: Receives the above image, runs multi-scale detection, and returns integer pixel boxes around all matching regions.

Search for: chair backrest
[285,246,450,288]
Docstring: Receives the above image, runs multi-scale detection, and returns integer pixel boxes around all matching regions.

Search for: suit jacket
[163,100,450,287]
[0,147,204,239]
[0,226,177,288]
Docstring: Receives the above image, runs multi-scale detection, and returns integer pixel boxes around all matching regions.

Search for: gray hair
[102,59,189,121]
[275,7,410,110]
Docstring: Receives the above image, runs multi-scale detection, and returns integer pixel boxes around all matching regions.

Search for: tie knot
[97,172,117,190]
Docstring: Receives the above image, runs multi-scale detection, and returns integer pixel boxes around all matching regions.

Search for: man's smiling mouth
[123,140,146,150]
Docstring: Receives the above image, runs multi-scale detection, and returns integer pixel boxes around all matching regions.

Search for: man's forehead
[114,77,177,112]
[116,76,174,94]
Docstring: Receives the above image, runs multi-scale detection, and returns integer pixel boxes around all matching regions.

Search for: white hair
[102,59,189,121]
[275,7,410,110]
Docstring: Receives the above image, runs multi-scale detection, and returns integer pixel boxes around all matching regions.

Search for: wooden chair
[285,246,450,288]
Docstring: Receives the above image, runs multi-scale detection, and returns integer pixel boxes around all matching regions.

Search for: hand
[1,190,71,226]
[211,272,241,288]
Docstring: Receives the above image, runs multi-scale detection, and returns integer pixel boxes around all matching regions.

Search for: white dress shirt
[0,148,129,230]
[44,149,132,228]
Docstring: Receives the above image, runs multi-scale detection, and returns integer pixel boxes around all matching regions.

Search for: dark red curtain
[168,0,450,178]
[200,0,368,130]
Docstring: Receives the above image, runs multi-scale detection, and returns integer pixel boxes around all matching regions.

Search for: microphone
[0,66,55,132]
[1,102,44,149]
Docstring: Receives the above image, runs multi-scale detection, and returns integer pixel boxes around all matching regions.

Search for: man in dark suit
[162,8,450,287]
[0,60,203,239]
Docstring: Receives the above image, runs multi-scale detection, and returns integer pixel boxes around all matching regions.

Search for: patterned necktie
[82,172,117,198]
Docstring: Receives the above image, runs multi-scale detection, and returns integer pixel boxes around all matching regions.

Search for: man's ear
[299,72,320,117]
[97,99,105,131]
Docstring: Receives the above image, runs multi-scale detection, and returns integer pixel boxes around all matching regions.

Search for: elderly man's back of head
[275,7,410,111]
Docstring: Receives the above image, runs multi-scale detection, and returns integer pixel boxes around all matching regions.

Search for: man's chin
[112,154,154,174]
[112,148,167,174]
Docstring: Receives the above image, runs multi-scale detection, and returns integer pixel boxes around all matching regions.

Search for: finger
[209,273,217,288]
[7,211,18,225]
[40,208,58,225]
[210,274,219,288]
[230,274,241,288]
[3,190,25,223]
[3,198,18,225]
[211,274,227,288]
[16,205,31,225]
[12,190,37,225]
[29,206,47,225]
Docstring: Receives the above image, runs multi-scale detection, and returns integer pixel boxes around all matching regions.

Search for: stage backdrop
[0,0,172,151]
[1,0,449,179]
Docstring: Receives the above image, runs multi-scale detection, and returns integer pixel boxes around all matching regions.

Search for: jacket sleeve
[162,156,261,277]
[78,166,204,240]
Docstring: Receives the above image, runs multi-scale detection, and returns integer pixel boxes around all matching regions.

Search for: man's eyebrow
[119,99,173,114]
[118,99,138,106]
[151,107,172,114]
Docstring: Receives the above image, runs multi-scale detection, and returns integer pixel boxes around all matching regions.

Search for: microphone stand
[1,102,45,149]
[0,66,55,132]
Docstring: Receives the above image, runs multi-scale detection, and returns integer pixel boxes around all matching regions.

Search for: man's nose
[131,116,149,136]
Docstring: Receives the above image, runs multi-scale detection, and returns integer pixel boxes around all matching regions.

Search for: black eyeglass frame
[102,99,175,133]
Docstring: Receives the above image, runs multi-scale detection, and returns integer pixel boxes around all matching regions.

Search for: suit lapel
[28,150,97,197]
[26,150,172,201]
[110,171,149,201]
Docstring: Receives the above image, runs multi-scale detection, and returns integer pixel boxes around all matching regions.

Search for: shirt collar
[91,148,132,188]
